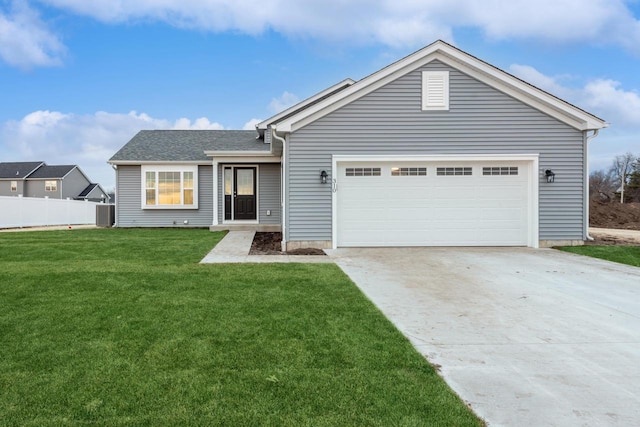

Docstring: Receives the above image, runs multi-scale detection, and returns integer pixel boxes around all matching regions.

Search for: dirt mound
[250,232,326,256]
[590,201,640,230]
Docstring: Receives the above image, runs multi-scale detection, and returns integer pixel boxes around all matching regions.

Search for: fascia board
[107,160,211,165]
[205,155,281,163]
[256,78,356,130]
[277,42,606,132]
[203,150,276,157]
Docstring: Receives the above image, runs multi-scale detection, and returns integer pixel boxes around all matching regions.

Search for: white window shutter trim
[422,71,449,110]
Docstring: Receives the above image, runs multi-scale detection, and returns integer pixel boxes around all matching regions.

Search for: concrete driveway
[327,247,640,426]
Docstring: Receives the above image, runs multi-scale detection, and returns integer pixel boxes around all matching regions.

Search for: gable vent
[422,71,449,111]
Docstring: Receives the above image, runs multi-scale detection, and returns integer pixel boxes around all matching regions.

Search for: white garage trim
[331,154,539,249]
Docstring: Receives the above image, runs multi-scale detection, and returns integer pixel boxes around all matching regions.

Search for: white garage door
[336,161,531,247]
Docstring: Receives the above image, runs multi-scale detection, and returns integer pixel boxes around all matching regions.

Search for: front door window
[224,166,257,221]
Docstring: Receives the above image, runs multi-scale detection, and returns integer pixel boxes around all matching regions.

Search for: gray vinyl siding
[0,180,24,196]
[287,60,584,242]
[25,179,61,199]
[216,163,281,224]
[61,168,91,199]
[84,186,107,202]
[116,165,213,227]
[258,164,281,224]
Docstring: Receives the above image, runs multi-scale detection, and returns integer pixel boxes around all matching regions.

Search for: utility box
[96,204,115,227]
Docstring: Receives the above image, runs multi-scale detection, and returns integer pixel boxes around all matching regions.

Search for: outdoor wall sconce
[320,170,328,184]
[545,169,555,183]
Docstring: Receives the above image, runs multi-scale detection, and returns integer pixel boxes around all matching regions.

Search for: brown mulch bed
[249,232,326,256]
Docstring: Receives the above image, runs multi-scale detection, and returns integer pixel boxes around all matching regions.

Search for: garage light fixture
[545,169,555,183]
[320,170,328,184]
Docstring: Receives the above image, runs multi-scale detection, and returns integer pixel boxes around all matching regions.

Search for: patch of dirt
[588,201,640,245]
[585,233,640,246]
[590,201,640,230]
[249,232,326,256]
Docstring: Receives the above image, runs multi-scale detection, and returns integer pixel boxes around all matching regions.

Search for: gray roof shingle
[0,161,45,179]
[109,130,269,162]
[78,183,99,197]
[28,165,76,179]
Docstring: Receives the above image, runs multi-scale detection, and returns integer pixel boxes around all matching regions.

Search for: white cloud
[32,0,640,53]
[509,64,640,171]
[242,118,262,130]
[4,0,640,69]
[268,91,299,114]
[0,2,65,68]
[0,110,225,190]
[173,117,224,130]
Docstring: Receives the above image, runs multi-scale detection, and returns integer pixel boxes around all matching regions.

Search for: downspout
[584,129,600,241]
[111,164,118,227]
[271,125,287,251]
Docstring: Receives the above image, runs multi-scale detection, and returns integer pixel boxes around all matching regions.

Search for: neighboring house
[0,161,45,197]
[0,162,108,203]
[109,40,607,249]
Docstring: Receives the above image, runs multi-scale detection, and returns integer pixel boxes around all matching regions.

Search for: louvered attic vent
[422,71,449,111]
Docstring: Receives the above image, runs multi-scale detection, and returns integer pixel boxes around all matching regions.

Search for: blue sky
[1,0,640,190]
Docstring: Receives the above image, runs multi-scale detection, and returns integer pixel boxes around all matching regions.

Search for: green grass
[557,245,640,267]
[0,228,481,426]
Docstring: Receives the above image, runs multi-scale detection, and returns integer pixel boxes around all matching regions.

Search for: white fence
[0,196,100,229]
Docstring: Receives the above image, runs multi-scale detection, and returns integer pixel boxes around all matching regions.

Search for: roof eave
[256,78,356,130]
[108,160,211,165]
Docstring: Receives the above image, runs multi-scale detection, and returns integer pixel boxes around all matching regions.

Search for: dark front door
[233,167,256,220]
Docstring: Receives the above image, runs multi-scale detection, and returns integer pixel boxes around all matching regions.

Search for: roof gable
[78,183,107,198]
[78,183,98,197]
[273,40,607,133]
[0,161,45,179]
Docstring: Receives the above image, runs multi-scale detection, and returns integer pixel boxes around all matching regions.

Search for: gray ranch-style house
[108,40,607,250]
[0,161,109,202]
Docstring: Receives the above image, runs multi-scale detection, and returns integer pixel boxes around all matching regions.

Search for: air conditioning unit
[96,204,115,227]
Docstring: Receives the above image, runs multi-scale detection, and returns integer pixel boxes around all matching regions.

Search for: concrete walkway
[328,247,640,426]
[200,231,333,263]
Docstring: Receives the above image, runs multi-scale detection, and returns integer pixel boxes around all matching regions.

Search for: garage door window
[437,167,472,176]
[391,167,427,176]
[345,167,381,177]
[483,167,518,176]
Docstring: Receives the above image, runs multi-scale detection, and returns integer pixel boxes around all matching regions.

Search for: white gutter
[271,126,287,251]
[584,129,600,241]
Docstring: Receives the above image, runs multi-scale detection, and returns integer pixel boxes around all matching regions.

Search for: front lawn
[558,245,640,267]
[0,229,481,426]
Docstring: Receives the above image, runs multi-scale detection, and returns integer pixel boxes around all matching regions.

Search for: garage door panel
[337,161,530,247]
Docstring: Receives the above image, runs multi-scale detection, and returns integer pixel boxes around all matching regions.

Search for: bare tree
[589,169,615,201]
[609,152,636,203]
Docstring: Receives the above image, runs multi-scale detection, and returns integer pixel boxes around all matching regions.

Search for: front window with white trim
[10,180,17,192]
[142,165,198,209]
[45,180,57,191]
